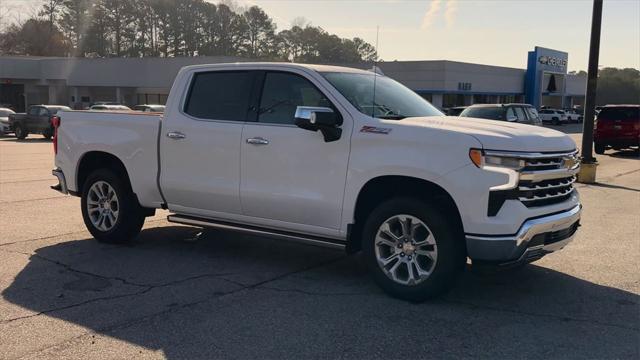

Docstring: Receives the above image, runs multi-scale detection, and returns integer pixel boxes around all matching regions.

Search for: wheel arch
[76,151,132,195]
[347,175,465,254]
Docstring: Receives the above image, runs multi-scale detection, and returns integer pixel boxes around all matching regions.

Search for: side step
[167,214,346,250]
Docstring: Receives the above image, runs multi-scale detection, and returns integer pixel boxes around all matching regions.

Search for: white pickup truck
[52,63,582,301]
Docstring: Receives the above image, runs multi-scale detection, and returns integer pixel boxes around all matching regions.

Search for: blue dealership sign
[525,46,568,109]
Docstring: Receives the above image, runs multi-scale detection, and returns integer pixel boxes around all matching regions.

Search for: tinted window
[28,107,39,115]
[460,106,504,120]
[38,108,49,116]
[185,71,254,121]
[321,72,442,119]
[597,107,640,122]
[506,107,516,121]
[514,107,527,122]
[525,107,540,123]
[258,72,333,125]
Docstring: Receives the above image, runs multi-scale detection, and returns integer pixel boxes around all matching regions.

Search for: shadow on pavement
[608,148,640,160]
[3,225,639,358]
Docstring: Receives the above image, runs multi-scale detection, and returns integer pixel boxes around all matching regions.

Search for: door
[36,107,50,131]
[240,71,351,232]
[160,70,257,217]
[26,106,40,130]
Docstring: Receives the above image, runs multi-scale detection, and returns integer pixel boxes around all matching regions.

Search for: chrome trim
[519,176,575,191]
[166,131,186,139]
[519,188,574,202]
[167,214,346,250]
[483,149,578,159]
[51,168,68,194]
[246,137,269,145]
[520,166,580,181]
[501,236,575,267]
[466,204,581,247]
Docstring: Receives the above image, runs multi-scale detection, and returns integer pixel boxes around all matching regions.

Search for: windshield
[320,72,442,119]
[459,107,504,120]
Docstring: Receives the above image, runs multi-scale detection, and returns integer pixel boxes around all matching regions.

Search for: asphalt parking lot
[0,124,638,359]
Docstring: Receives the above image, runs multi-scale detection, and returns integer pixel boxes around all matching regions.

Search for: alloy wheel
[374,214,438,286]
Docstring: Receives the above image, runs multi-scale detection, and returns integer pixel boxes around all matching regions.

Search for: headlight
[469,149,525,170]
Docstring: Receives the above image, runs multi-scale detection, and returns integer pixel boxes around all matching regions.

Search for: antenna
[371,26,380,118]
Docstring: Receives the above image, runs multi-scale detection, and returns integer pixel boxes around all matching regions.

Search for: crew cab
[9,105,71,139]
[51,63,582,301]
[594,105,640,154]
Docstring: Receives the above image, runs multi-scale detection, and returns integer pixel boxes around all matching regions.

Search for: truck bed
[55,110,165,208]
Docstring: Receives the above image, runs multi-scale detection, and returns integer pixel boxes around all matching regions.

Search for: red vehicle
[594,105,640,154]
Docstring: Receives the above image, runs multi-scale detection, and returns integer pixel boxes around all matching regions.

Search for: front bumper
[466,204,581,265]
[51,168,69,194]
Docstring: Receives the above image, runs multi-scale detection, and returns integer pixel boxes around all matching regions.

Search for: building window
[420,93,432,102]
[443,94,464,108]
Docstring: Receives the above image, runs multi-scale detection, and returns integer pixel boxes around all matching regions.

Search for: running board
[167,214,346,250]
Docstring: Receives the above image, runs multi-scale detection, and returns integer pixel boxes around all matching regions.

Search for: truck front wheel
[81,169,145,243]
[594,142,606,154]
[362,197,465,302]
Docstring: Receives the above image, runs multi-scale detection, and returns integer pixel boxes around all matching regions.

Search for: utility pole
[578,0,603,183]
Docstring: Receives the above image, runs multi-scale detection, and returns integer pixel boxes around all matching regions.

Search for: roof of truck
[181,62,373,75]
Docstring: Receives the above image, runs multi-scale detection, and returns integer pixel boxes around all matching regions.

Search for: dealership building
[0,46,585,112]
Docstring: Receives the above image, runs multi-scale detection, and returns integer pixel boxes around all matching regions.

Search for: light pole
[578,0,603,183]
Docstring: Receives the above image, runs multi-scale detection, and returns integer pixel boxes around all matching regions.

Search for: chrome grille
[518,176,576,207]
[517,151,579,207]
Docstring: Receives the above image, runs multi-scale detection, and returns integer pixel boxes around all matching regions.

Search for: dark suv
[459,103,542,125]
[594,105,640,154]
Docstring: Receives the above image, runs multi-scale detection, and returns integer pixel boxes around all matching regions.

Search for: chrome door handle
[166,131,186,140]
[246,137,269,145]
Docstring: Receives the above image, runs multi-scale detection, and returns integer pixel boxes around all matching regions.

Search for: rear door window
[185,71,255,121]
[598,107,640,122]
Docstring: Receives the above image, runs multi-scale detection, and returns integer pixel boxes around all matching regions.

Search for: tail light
[51,116,60,154]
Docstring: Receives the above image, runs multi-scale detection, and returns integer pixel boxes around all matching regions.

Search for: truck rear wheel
[594,142,605,154]
[43,128,53,140]
[81,169,145,243]
[362,197,465,302]
[14,123,27,139]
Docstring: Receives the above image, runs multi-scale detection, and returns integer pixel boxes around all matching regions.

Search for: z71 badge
[360,126,392,134]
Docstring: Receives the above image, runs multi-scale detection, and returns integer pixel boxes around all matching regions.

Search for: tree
[0,19,69,56]
[596,68,640,105]
[241,6,276,58]
[60,0,93,56]
[1,0,379,63]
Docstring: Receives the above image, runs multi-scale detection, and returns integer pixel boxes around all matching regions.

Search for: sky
[1,0,639,71]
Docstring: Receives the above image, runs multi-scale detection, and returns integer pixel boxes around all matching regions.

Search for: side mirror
[294,106,342,142]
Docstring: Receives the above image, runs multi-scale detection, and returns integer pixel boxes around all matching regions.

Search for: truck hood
[401,116,577,152]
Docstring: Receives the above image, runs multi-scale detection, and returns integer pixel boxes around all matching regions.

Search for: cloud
[445,0,457,28]
[421,0,442,29]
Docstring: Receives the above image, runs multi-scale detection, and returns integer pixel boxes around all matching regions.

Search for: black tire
[552,117,560,125]
[81,168,145,243]
[594,142,605,155]
[43,128,53,140]
[14,123,28,139]
[362,197,466,302]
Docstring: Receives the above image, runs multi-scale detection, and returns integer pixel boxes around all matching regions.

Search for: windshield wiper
[377,115,406,120]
